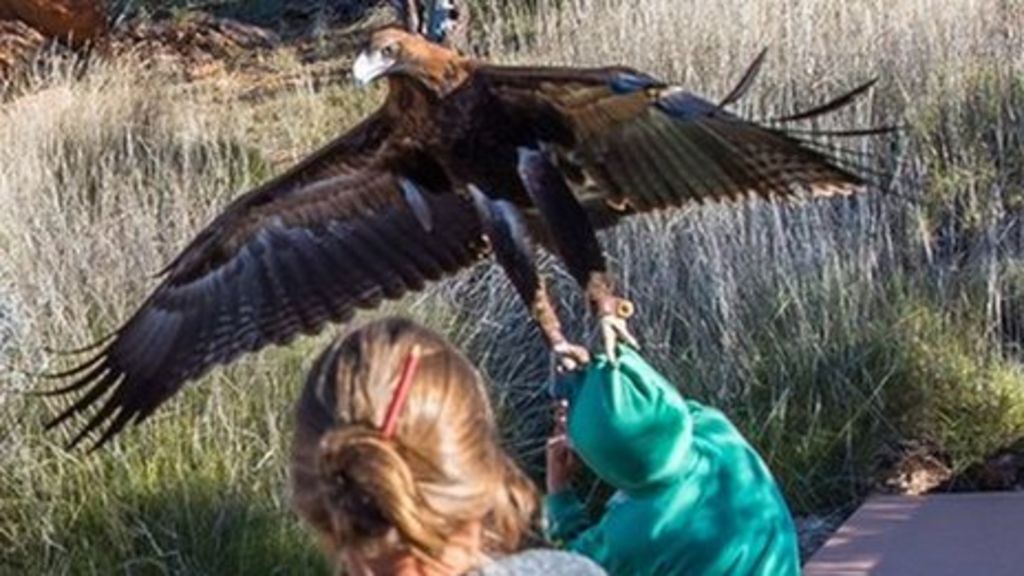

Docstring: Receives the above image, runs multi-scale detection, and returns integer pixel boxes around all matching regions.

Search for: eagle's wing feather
[480,62,876,216]
[47,113,485,449]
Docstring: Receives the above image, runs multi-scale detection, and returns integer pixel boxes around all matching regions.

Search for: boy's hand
[547,399,578,493]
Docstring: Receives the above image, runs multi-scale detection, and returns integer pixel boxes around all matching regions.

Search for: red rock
[0,19,45,78]
[3,0,107,46]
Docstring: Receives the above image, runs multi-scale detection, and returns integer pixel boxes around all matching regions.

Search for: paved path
[804,492,1024,575]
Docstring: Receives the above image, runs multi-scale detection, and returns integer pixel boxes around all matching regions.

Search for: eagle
[45,27,883,448]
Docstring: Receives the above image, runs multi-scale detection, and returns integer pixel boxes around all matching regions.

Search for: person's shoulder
[469,548,607,576]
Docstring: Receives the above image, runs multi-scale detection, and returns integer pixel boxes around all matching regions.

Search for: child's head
[560,347,692,495]
[290,317,537,571]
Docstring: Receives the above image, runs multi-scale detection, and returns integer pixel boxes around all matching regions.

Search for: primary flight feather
[46,27,884,448]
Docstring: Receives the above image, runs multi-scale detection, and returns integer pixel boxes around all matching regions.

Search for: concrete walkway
[804,492,1024,576]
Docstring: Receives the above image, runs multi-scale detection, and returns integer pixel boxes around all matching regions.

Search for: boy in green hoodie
[545,347,800,576]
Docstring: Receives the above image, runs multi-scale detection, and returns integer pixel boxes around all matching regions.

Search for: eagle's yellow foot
[553,341,591,373]
[598,298,638,362]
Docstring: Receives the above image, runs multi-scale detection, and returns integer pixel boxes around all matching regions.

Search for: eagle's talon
[592,292,635,320]
[600,314,639,362]
[552,341,590,373]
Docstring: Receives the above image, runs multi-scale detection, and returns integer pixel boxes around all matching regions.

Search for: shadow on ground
[3,476,328,575]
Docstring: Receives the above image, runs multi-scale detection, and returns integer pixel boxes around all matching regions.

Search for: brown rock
[3,0,107,46]
[108,13,278,81]
[0,19,45,78]
[877,443,953,496]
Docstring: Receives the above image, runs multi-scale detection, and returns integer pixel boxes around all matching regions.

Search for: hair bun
[316,426,449,556]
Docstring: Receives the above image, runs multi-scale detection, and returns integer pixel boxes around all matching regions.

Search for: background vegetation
[2,0,1024,572]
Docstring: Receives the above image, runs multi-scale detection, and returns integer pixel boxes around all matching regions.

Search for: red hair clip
[380,345,422,440]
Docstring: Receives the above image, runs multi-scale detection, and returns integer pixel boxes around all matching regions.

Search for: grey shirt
[469,549,606,575]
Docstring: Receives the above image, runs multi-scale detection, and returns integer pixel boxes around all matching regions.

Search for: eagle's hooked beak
[353,50,395,87]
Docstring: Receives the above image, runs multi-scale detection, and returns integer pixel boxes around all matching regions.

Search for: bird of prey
[46,27,884,448]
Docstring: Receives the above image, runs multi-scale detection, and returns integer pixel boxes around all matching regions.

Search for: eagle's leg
[517,148,638,361]
[533,279,591,371]
[583,270,638,358]
[468,185,590,370]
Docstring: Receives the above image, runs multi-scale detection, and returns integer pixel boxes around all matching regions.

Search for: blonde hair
[290,317,538,569]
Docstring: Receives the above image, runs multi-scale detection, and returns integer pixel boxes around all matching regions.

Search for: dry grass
[3,0,1024,572]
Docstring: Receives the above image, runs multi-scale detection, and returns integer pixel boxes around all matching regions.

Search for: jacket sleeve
[545,490,591,543]
[545,490,621,569]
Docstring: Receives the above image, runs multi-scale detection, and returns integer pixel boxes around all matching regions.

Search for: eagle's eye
[381,43,399,58]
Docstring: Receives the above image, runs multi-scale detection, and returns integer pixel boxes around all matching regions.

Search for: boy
[546,347,800,576]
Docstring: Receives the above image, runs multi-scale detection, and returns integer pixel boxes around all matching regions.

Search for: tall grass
[2,0,1024,572]
[468,0,1024,508]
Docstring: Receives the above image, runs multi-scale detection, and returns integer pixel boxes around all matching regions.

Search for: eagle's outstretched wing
[45,113,485,449]
[479,57,883,219]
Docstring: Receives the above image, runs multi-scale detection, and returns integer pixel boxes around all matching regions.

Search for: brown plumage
[45,27,885,448]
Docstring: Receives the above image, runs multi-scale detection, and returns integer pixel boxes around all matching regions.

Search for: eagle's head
[353,28,468,96]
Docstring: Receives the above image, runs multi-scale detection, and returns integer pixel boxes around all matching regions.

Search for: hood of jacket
[560,347,692,495]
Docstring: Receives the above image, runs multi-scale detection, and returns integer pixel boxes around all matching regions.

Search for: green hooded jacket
[545,347,799,576]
